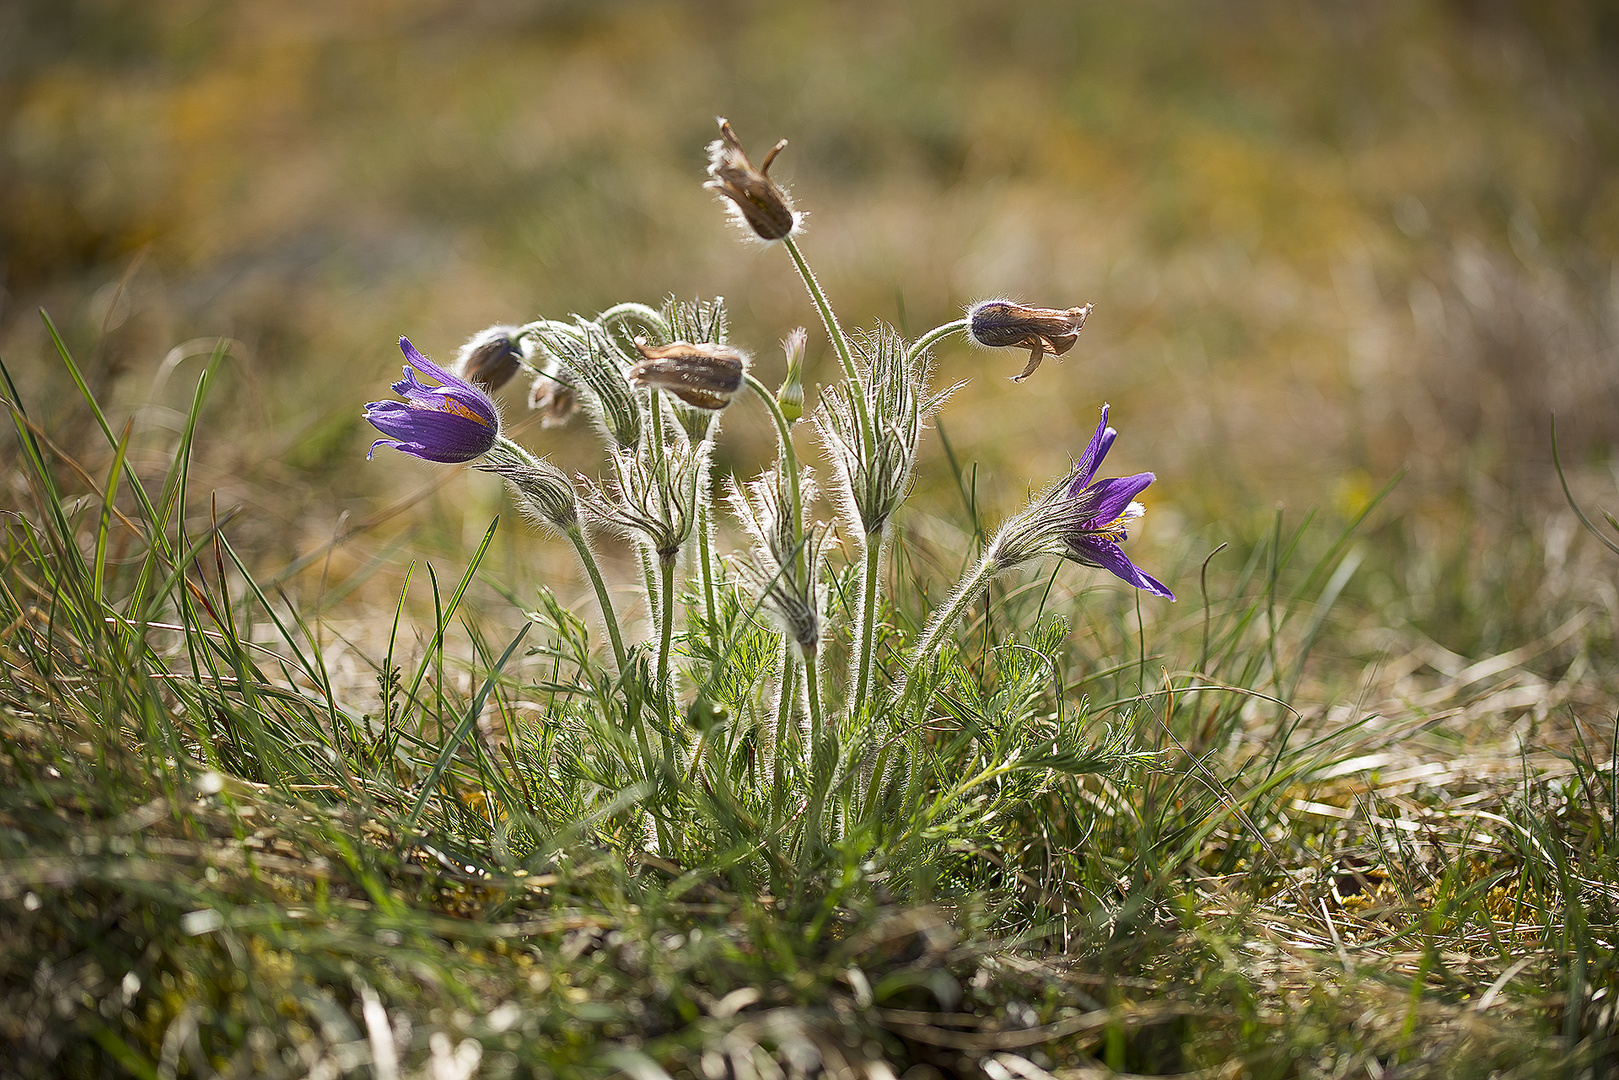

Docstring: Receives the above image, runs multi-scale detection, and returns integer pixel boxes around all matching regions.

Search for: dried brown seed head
[967,300,1094,381]
[528,373,579,427]
[629,338,747,411]
[704,118,800,242]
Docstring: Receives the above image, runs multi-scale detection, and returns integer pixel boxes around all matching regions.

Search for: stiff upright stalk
[800,644,829,870]
[657,554,676,739]
[850,529,884,720]
[772,639,798,819]
[781,237,876,462]
[697,500,720,655]
[564,523,627,675]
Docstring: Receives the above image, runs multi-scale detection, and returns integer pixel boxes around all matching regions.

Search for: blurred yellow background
[3,0,1616,633]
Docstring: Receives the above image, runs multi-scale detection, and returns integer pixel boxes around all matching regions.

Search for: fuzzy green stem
[564,523,627,675]
[805,645,824,761]
[906,317,970,365]
[515,318,586,345]
[850,529,884,721]
[744,373,803,536]
[905,556,998,717]
[782,236,876,459]
[772,638,798,822]
[801,643,828,872]
[597,303,670,337]
[697,500,719,655]
[656,553,676,738]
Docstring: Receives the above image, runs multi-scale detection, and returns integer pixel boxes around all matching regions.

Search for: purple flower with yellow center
[365,337,500,463]
[986,404,1174,599]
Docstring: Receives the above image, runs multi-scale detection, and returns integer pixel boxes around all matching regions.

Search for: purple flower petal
[1067,404,1116,494]
[399,337,459,387]
[364,337,501,464]
[1085,472,1155,526]
[1068,537,1176,600]
[363,405,499,462]
[393,337,500,428]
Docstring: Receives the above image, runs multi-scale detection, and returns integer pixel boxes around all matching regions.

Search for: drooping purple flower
[986,403,1174,599]
[365,337,501,463]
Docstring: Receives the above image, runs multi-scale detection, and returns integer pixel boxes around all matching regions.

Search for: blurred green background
[3,0,1616,638]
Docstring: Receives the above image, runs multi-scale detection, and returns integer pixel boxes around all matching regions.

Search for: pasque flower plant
[363,117,1175,888]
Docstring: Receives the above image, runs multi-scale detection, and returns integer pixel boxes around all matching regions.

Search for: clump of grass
[2,118,1617,1078]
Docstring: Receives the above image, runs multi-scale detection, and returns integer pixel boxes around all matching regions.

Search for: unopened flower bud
[628,338,746,411]
[967,299,1094,382]
[704,118,800,242]
[455,325,524,391]
[776,327,806,422]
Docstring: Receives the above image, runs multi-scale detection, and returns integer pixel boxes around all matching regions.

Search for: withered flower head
[454,325,524,391]
[528,369,579,428]
[704,117,800,242]
[629,338,747,411]
[967,299,1094,382]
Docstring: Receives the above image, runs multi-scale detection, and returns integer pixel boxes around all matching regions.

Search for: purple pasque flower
[366,337,501,463]
[986,403,1174,600]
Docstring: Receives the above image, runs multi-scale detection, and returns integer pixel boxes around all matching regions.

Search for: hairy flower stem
[743,373,804,539]
[597,302,669,338]
[782,237,876,463]
[800,645,829,875]
[772,640,798,818]
[905,556,997,719]
[563,523,628,675]
[697,501,719,655]
[851,530,884,721]
[657,553,677,758]
[906,317,970,366]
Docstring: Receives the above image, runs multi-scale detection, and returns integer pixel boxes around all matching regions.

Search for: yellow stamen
[419,396,494,428]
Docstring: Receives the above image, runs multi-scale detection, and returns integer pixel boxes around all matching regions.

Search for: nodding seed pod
[628,338,747,411]
[704,118,800,242]
[967,299,1093,382]
[528,368,580,428]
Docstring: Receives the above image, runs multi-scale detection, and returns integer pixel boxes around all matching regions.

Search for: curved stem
[564,523,627,675]
[850,529,884,721]
[906,317,970,366]
[903,556,998,717]
[515,319,587,345]
[744,373,803,534]
[597,303,670,338]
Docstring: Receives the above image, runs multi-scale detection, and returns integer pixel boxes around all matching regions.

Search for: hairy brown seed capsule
[967,300,1094,382]
[704,118,799,242]
[628,339,747,411]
